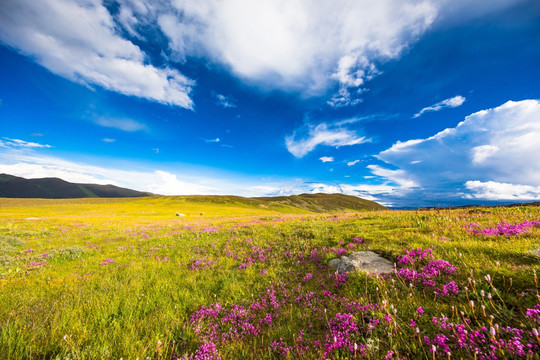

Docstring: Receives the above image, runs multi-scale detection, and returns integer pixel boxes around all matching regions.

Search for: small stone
[328,251,394,274]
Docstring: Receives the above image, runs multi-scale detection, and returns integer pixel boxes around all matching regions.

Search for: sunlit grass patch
[0,199,539,358]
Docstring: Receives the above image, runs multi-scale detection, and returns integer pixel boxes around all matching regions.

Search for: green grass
[0,198,539,359]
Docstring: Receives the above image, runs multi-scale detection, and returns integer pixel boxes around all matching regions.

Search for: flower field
[1,197,539,359]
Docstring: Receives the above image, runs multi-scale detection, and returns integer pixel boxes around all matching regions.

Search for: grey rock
[329,251,394,274]
[529,249,540,257]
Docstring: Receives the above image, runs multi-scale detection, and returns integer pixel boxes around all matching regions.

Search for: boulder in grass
[529,249,540,257]
[329,251,394,274]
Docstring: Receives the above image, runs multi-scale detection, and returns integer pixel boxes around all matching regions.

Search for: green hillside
[255,193,387,211]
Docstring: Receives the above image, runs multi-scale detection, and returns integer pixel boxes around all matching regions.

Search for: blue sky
[1,0,540,207]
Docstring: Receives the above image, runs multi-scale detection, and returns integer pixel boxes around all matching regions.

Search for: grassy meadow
[1,197,539,359]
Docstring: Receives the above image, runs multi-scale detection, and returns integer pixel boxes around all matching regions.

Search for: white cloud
[0,138,52,149]
[102,138,115,143]
[372,99,540,201]
[327,87,365,108]
[204,138,220,143]
[286,123,369,158]
[367,164,419,188]
[1,0,521,109]
[154,0,439,101]
[347,160,360,166]
[465,181,540,201]
[319,156,334,163]
[0,155,218,195]
[0,0,194,108]
[95,117,147,132]
[413,95,466,118]
[215,94,237,108]
[471,145,499,164]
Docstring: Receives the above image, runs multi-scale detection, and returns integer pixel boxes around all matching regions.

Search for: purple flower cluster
[100,258,115,266]
[425,317,539,358]
[397,247,434,265]
[188,342,221,360]
[467,220,540,236]
[323,313,366,359]
[27,260,46,268]
[525,305,540,324]
[189,257,215,271]
[188,269,386,359]
[395,248,459,297]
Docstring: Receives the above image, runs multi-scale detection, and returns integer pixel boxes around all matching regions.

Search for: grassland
[1,197,539,359]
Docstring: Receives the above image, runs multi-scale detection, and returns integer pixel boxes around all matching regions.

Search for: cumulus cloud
[413,95,466,118]
[0,138,52,149]
[0,0,194,108]
[95,117,147,132]
[286,123,369,158]
[465,181,540,201]
[371,99,540,201]
[0,155,219,195]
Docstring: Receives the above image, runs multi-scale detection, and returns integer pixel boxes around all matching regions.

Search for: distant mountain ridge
[0,174,152,198]
[0,174,386,211]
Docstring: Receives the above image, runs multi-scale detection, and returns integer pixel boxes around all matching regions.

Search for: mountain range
[0,173,386,211]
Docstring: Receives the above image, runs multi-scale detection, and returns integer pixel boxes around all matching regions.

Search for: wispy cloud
[286,123,369,158]
[102,138,115,143]
[204,138,221,143]
[95,117,147,132]
[0,137,51,149]
[413,95,466,118]
[215,94,237,108]
[347,160,360,166]
[319,156,334,163]
[0,0,194,108]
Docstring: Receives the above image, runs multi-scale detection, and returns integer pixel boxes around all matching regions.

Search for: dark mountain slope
[0,174,151,198]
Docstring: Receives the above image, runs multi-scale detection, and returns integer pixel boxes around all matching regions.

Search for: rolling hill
[254,193,387,212]
[0,174,386,211]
